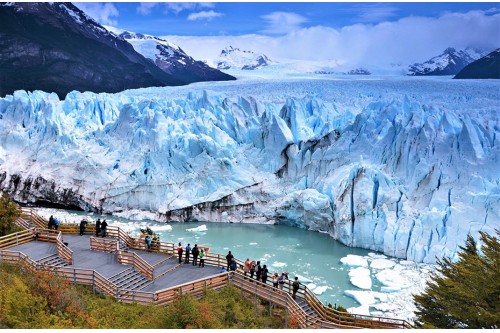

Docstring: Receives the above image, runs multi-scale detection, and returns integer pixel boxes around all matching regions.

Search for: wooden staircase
[36,253,68,267]
[108,267,153,291]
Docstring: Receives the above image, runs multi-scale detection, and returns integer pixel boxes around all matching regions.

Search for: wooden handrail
[117,250,154,280]
[90,236,119,253]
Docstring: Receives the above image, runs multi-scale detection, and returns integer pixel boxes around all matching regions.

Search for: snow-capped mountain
[0,77,498,264]
[0,2,183,98]
[454,48,500,79]
[407,47,485,76]
[105,26,235,84]
[216,46,273,70]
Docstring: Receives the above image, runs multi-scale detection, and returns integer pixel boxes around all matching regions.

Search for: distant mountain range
[106,27,234,84]
[215,46,273,70]
[0,2,234,98]
[407,47,485,76]
[454,48,500,79]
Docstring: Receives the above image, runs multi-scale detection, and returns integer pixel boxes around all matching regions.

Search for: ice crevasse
[0,79,498,264]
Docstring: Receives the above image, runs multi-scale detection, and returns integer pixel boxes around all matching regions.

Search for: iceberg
[340,255,369,267]
[0,77,498,264]
[186,225,208,232]
[348,267,372,289]
[370,259,396,270]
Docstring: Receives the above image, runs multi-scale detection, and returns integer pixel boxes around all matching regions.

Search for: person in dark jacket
[100,219,108,237]
[192,244,200,266]
[95,219,101,237]
[48,215,54,230]
[79,220,88,236]
[185,243,191,264]
[229,258,237,271]
[255,261,262,281]
[261,265,269,284]
[226,251,234,271]
[177,242,183,263]
[292,277,300,300]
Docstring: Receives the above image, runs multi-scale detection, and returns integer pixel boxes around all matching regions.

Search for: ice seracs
[0,77,498,265]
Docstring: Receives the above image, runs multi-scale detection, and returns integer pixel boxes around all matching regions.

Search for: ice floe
[340,255,368,267]
[186,225,208,232]
[370,258,396,270]
[348,267,372,289]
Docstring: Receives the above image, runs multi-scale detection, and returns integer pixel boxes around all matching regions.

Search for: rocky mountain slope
[215,46,273,70]
[107,27,235,84]
[454,48,500,79]
[0,2,183,98]
[407,47,484,76]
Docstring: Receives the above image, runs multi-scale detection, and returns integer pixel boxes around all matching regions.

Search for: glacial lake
[34,208,396,310]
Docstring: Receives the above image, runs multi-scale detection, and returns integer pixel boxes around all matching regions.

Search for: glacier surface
[0,77,498,263]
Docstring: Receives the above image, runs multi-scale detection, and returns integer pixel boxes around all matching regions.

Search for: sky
[75,2,500,66]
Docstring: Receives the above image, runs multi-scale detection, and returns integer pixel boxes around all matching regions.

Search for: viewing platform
[0,208,412,329]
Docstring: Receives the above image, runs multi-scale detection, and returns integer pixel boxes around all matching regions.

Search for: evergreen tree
[414,230,500,328]
[0,194,21,236]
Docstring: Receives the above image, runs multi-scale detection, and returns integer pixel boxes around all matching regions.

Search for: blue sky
[76,2,499,36]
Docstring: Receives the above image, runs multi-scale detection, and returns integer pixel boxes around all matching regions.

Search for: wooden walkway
[0,208,412,329]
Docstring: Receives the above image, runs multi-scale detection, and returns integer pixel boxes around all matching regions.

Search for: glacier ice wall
[0,78,498,263]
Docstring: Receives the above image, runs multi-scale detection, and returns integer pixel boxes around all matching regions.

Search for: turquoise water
[38,208,385,309]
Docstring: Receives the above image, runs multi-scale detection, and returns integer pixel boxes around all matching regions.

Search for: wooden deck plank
[7,240,58,261]
[143,263,221,292]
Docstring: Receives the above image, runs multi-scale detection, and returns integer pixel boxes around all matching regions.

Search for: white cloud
[137,2,159,16]
[354,4,399,23]
[74,2,119,26]
[261,11,308,34]
[187,10,223,21]
[164,9,500,68]
[164,2,215,15]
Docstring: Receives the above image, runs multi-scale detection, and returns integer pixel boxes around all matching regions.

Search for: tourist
[278,272,288,290]
[243,258,251,276]
[101,219,108,237]
[255,261,262,281]
[272,272,279,288]
[185,243,191,264]
[261,265,269,284]
[226,251,234,271]
[79,219,88,236]
[177,242,183,263]
[48,215,54,229]
[292,277,300,300]
[53,217,60,230]
[145,235,152,251]
[229,258,237,271]
[199,249,205,268]
[95,219,101,237]
[250,260,257,278]
[192,244,200,266]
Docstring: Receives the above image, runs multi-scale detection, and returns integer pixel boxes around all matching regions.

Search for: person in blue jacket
[185,243,191,264]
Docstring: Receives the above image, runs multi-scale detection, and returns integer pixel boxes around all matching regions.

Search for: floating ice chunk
[376,269,408,291]
[249,242,258,245]
[381,286,402,293]
[372,303,398,312]
[347,305,370,316]
[313,286,329,295]
[340,255,368,267]
[368,252,387,259]
[399,260,416,266]
[370,259,396,270]
[152,225,172,231]
[349,267,372,289]
[295,274,313,283]
[344,290,376,306]
[271,261,287,268]
[307,283,317,290]
[186,224,207,232]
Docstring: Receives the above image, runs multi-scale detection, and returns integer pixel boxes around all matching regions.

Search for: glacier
[0,77,498,264]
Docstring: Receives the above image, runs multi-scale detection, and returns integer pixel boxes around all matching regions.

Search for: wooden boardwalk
[9,234,221,292]
[1,208,412,329]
